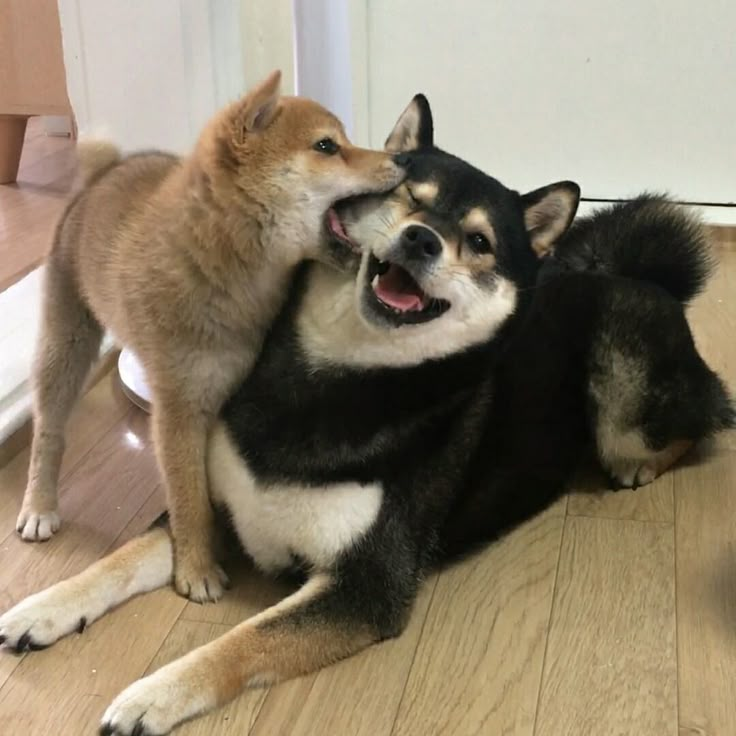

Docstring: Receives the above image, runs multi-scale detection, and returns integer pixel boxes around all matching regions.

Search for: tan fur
[408,180,439,206]
[461,207,497,249]
[75,140,122,185]
[195,575,375,700]
[524,186,580,257]
[18,71,404,602]
[99,572,379,733]
[346,183,499,288]
[384,100,424,153]
[654,439,693,474]
[609,437,694,489]
[0,523,378,733]
[0,527,173,648]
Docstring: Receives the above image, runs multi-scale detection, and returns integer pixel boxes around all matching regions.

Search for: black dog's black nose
[402,225,442,259]
[393,152,412,168]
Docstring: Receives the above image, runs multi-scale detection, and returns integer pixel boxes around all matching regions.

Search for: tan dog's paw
[16,507,60,542]
[173,557,229,604]
[0,586,87,652]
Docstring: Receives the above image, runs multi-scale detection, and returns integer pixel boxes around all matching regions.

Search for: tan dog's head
[197,71,405,261]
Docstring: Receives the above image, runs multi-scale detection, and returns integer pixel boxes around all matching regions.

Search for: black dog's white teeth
[368,254,391,280]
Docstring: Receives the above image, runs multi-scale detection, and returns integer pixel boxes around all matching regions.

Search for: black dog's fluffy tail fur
[543,194,714,304]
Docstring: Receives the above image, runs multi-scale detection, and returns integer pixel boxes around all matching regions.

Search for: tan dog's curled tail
[76,139,122,186]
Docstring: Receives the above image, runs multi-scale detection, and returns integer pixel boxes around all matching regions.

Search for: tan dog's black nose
[402,225,442,260]
[392,152,412,168]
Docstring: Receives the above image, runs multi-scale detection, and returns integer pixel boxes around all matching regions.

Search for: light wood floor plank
[0,586,185,734]
[0,404,156,608]
[535,516,677,736]
[675,448,736,736]
[0,387,182,734]
[0,371,131,540]
[568,472,674,523]
[180,564,295,627]
[392,511,564,736]
[689,244,736,451]
[0,119,74,290]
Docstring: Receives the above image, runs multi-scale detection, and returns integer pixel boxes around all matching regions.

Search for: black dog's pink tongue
[374,264,425,311]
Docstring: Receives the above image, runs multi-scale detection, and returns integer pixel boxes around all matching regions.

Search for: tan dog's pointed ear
[521,181,580,257]
[240,70,282,133]
[385,94,434,153]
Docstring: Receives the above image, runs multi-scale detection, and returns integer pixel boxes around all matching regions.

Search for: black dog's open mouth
[365,254,450,325]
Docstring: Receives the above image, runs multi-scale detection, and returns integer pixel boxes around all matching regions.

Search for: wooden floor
[0,131,735,734]
[0,118,75,291]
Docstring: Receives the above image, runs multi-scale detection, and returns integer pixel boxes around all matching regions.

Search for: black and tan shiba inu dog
[1,96,731,735]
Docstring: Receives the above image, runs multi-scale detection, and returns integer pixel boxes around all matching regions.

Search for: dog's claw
[15,631,31,653]
[78,617,87,634]
[174,562,229,604]
[16,509,60,542]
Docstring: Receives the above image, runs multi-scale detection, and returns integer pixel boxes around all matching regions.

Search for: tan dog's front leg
[152,400,228,603]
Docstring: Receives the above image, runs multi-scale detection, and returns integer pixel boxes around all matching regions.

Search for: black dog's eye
[313,138,339,155]
[468,232,492,253]
[406,187,421,209]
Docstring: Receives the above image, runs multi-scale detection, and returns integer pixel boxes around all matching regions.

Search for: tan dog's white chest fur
[207,424,383,573]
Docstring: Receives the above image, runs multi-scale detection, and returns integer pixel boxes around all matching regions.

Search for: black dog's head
[304,96,580,368]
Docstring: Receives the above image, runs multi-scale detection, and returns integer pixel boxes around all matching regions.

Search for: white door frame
[291,0,370,143]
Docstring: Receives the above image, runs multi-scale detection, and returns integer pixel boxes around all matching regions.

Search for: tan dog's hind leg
[18,259,103,541]
[152,398,228,603]
[0,526,173,650]
[100,573,382,735]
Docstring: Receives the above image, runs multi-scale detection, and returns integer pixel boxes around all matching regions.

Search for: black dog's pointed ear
[521,181,580,257]
[384,94,434,153]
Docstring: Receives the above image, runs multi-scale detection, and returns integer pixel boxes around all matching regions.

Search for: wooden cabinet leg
[0,116,29,184]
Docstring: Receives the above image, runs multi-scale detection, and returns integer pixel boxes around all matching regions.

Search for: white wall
[292,0,354,135]
[57,0,245,153]
[362,0,736,209]
[241,1,295,93]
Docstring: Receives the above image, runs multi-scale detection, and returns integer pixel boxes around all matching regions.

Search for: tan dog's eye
[313,138,340,155]
[468,232,492,254]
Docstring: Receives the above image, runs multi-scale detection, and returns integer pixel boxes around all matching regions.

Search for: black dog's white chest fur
[208,424,384,574]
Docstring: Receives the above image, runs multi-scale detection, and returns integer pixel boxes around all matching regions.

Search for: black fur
[538,196,733,453]
[218,157,732,639]
[540,194,714,303]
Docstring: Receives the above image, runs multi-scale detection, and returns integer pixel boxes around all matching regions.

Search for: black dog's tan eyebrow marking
[408,181,439,207]
[461,207,496,248]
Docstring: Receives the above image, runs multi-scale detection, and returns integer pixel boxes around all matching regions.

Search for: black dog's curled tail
[541,194,715,304]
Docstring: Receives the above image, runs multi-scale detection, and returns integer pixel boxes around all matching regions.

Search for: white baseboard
[578,200,736,226]
[0,267,113,444]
